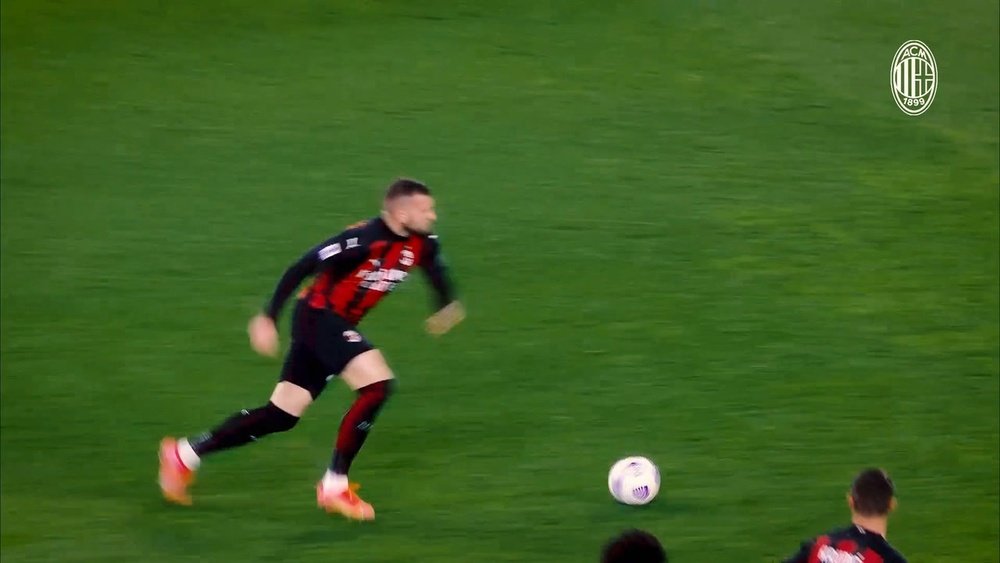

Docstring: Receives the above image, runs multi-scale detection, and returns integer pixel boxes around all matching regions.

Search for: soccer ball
[608,456,660,505]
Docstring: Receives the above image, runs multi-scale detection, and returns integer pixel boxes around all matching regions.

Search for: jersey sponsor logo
[356,267,409,293]
[318,243,342,260]
[818,545,864,563]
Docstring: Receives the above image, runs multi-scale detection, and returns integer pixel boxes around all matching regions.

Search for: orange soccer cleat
[316,481,375,521]
[158,437,195,506]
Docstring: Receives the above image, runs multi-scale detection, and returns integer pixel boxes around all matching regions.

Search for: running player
[158,178,464,521]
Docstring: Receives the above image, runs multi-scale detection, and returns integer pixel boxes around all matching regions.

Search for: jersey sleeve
[420,235,456,311]
[263,229,370,321]
[781,540,814,563]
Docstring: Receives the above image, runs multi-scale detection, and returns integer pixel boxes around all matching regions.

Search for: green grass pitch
[2,1,997,561]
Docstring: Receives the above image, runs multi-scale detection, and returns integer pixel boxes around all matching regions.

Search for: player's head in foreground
[381,178,437,236]
[601,528,667,563]
[847,467,897,533]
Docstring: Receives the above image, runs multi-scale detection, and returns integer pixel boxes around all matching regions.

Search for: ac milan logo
[891,40,937,116]
[400,249,415,267]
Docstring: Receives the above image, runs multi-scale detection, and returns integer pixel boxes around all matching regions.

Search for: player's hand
[248,313,280,357]
[426,301,465,336]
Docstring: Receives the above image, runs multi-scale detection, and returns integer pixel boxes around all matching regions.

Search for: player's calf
[315,379,393,519]
[160,400,300,497]
[186,401,299,459]
[328,379,394,478]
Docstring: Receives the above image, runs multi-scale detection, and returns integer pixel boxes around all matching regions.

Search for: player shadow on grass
[606,495,700,516]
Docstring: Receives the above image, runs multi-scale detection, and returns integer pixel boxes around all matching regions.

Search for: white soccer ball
[608,456,660,505]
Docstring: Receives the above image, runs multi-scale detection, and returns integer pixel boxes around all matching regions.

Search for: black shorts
[280,300,375,399]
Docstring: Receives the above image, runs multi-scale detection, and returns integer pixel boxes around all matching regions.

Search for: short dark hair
[384,178,430,201]
[601,529,667,563]
[851,468,895,516]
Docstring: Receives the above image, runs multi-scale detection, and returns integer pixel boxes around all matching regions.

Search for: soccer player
[782,468,907,563]
[600,529,668,563]
[157,178,465,521]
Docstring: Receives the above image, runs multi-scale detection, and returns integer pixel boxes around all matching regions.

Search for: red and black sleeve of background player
[421,236,456,311]
[781,531,905,563]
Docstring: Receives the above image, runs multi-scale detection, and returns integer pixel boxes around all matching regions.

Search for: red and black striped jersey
[264,217,455,325]
[783,525,906,563]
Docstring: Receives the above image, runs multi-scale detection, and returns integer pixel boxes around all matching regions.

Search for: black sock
[190,402,299,457]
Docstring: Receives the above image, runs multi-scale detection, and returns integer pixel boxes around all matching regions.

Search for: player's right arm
[264,228,372,322]
[248,228,369,357]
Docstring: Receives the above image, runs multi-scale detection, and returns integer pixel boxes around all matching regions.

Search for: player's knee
[265,401,300,433]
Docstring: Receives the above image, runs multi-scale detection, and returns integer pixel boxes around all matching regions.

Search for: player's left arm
[420,235,464,336]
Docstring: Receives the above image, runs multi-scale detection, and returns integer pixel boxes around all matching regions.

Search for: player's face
[402,194,437,234]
